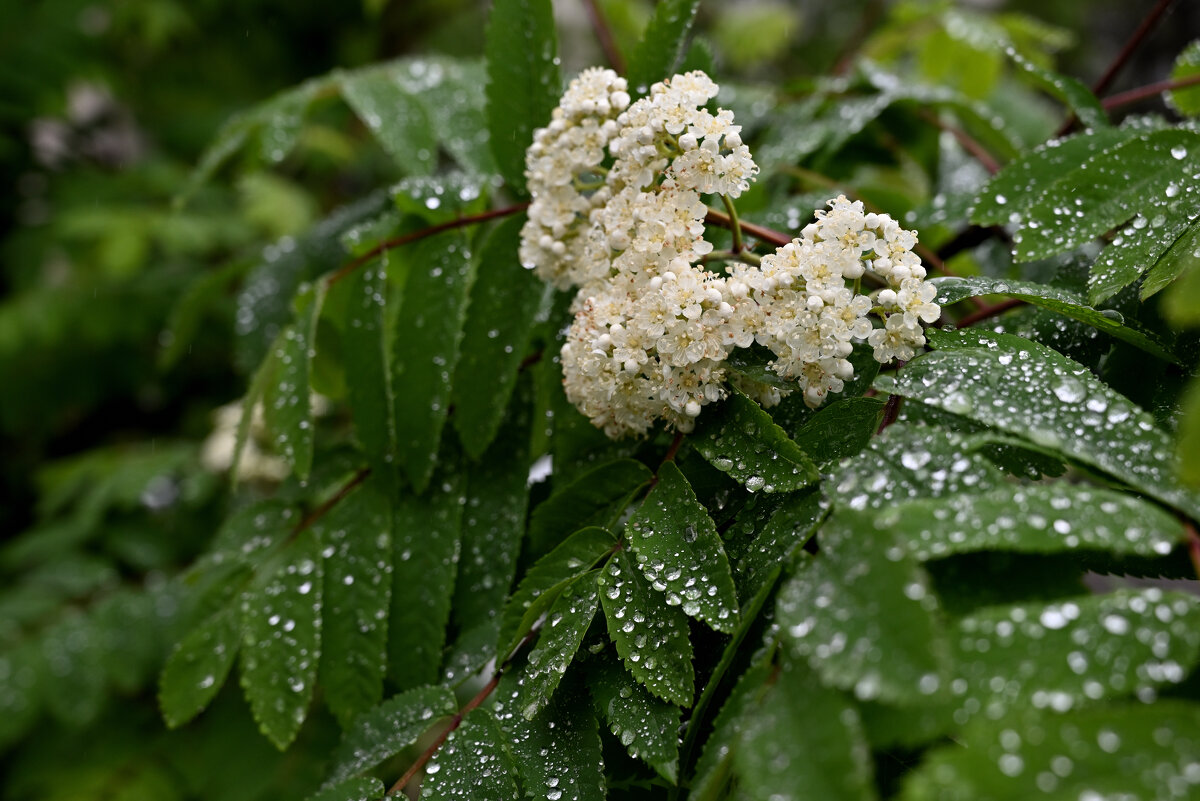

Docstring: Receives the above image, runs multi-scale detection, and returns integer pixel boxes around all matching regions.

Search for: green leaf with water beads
[793,397,887,467]
[1013,129,1200,263]
[498,526,616,657]
[902,699,1200,801]
[305,777,385,801]
[339,66,437,176]
[238,528,323,750]
[831,422,1004,512]
[338,255,395,478]
[624,461,739,634]
[878,329,1200,520]
[1168,39,1200,117]
[513,573,600,719]
[589,656,681,783]
[314,479,392,728]
[951,590,1200,726]
[776,513,949,705]
[971,126,1138,227]
[1142,213,1200,300]
[484,0,560,197]
[691,388,819,493]
[932,275,1179,362]
[261,283,325,480]
[525,459,653,557]
[627,0,701,93]
[874,482,1184,561]
[452,217,550,458]
[390,230,475,493]
[325,685,457,785]
[689,655,773,801]
[1090,197,1200,303]
[452,378,533,633]
[422,709,520,801]
[497,676,607,801]
[388,457,464,691]
[159,607,240,729]
[734,653,877,801]
[599,549,694,707]
[1004,46,1107,130]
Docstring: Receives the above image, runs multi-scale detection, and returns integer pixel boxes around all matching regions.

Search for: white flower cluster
[522,69,938,439]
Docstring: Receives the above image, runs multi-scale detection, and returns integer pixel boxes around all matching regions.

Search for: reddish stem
[327,203,530,286]
[1103,72,1200,111]
[1186,520,1200,580]
[705,207,791,247]
[581,0,625,74]
[918,109,1000,175]
[1092,0,1178,96]
[955,297,1024,327]
[292,467,370,536]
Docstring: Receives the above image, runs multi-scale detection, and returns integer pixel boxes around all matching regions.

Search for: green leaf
[422,709,520,801]
[442,619,499,686]
[691,388,820,493]
[325,685,457,785]
[1178,378,1200,486]
[514,573,600,719]
[391,230,476,493]
[599,549,694,707]
[1013,129,1200,262]
[338,256,396,477]
[589,656,681,783]
[202,499,297,570]
[689,655,772,801]
[526,459,653,557]
[734,653,876,801]
[776,513,949,704]
[159,607,241,729]
[971,126,1137,226]
[261,283,326,480]
[452,216,550,456]
[949,590,1200,724]
[239,528,323,750]
[725,489,826,604]
[0,641,41,750]
[452,378,533,633]
[484,0,561,196]
[1090,202,1200,304]
[340,67,436,176]
[902,700,1200,801]
[315,478,392,728]
[388,460,464,690]
[793,397,887,467]
[724,344,792,390]
[874,482,1183,561]
[306,777,385,801]
[1168,39,1200,116]
[1004,45,1107,130]
[1142,213,1200,300]
[497,677,607,801]
[877,330,1200,520]
[625,461,739,633]
[498,526,616,656]
[831,422,1003,511]
[627,0,702,92]
[39,612,105,727]
[932,276,1179,362]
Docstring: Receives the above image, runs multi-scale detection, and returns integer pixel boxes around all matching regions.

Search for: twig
[581,0,625,74]
[705,207,791,247]
[1103,72,1200,111]
[876,392,903,434]
[917,109,1000,175]
[1092,0,1178,96]
[1057,0,1178,136]
[292,467,371,536]
[326,203,530,287]
[662,431,685,464]
[955,297,1023,327]
[1187,519,1200,580]
[387,627,542,797]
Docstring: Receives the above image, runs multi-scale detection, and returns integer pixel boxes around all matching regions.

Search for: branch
[291,467,371,536]
[876,392,903,434]
[705,207,791,247]
[1187,519,1200,580]
[387,626,542,797]
[1092,0,1178,96]
[955,297,1023,327]
[917,109,1000,175]
[1103,72,1200,111]
[327,203,530,287]
[581,0,625,74]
